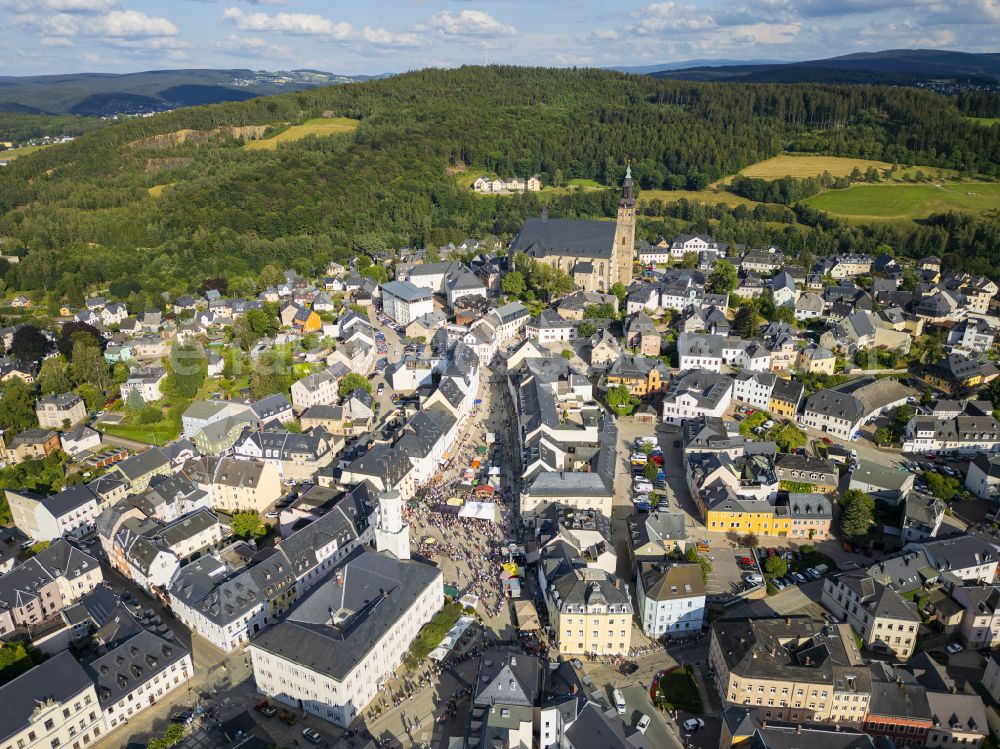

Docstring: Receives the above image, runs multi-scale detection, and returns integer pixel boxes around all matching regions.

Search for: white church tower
[374,489,410,560]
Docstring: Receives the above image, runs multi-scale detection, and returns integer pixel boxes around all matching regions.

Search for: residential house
[6,428,59,464]
[606,355,668,397]
[180,456,282,513]
[60,424,102,457]
[925,691,987,749]
[233,428,338,482]
[923,354,998,394]
[624,312,660,356]
[7,483,101,540]
[181,399,254,438]
[291,368,340,411]
[947,316,995,355]
[661,370,733,424]
[769,377,803,418]
[830,254,874,278]
[35,392,87,429]
[782,493,833,540]
[0,540,102,637]
[636,562,705,637]
[192,409,258,456]
[708,618,871,725]
[771,270,798,307]
[525,308,577,344]
[170,548,296,652]
[802,378,911,440]
[952,586,1000,649]
[901,493,946,542]
[966,454,1000,499]
[88,631,193,733]
[848,459,915,504]
[821,571,921,659]
[381,280,434,325]
[119,366,167,403]
[797,344,836,375]
[774,454,837,494]
[0,652,105,749]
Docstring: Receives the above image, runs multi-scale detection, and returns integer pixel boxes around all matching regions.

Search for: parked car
[792,572,807,584]
[170,712,194,725]
[302,728,322,744]
[945,643,964,655]
[738,556,753,566]
[772,578,786,590]
[613,689,627,715]
[636,715,651,734]
[255,700,278,718]
[619,661,638,676]
[682,718,705,732]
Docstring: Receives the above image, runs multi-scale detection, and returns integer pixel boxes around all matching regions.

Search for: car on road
[946,643,964,655]
[619,661,638,676]
[302,727,322,744]
[682,718,705,732]
[255,701,278,718]
[613,688,627,715]
[377,384,385,395]
[636,715,651,734]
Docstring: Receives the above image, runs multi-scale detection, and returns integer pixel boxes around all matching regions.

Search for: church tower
[374,489,410,560]
[612,164,636,287]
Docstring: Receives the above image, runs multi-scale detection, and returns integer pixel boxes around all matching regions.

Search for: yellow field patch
[0,144,50,160]
[148,183,173,197]
[243,117,361,150]
[725,154,959,183]
[639,188,761,208]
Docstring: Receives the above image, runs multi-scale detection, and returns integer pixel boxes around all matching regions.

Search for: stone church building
[509,167,636,292]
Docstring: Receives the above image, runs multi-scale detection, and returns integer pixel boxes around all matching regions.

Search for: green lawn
[966,117,1000,127]
[653,667,703,712]
[566,178,604,188]
[0,144,49,160]
[101,420,180,445]
[243,117,360,150]
[801,182,1000,219]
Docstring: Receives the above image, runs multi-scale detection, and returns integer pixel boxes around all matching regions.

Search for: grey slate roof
[382,280,433,303]
[250,548,441,681]
[87,630,189,707]
[0,651,95,745]
[510,217,616,259]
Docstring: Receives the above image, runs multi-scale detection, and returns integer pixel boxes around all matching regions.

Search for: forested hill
[0,65,999,308]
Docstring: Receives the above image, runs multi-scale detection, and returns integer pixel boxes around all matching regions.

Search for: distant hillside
[651,50,1000,85]
[0,68,380,116]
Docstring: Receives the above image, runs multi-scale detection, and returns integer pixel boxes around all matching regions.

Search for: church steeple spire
[620,161,636,209]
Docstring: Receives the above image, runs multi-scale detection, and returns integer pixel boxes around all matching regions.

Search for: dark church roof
[510,217,616,260]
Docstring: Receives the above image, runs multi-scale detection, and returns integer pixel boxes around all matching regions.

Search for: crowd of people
[404,379,523,624]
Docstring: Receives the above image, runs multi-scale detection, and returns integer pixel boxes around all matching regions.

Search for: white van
[613,688,627,715]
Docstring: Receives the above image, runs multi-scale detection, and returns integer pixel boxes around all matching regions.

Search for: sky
[1,0,998,76]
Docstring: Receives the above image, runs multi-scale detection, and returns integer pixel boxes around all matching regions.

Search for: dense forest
[0,65,999,309]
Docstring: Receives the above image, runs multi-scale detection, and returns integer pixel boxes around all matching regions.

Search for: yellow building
[547,568,634,656]
[797,345,836,375]
[924,354,995,394]
[768,378,803,419]
[688,453,789,536]
[606,355,668,397]
[709,618,871,726]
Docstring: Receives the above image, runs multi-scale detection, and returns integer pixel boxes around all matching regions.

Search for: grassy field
[243,117,360,150]
[639,188,761,208]
[101,419,180,445]
[0,144,50,160]
[148,183,172,197]
[801,182,1000,219]
[967,117,1000,127]
[725,154,959,183]
[566,178,604,188]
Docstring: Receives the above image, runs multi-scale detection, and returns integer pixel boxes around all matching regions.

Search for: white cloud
[222,7,352,37]
[215,33,292,58]
[1,0,118,12]
[422,9,516,37]
[17,8,179,39]
[222,7,423,47]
